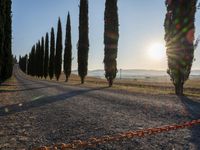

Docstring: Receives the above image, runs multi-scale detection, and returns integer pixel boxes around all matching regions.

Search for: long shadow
[0,87,108,117]
[17,83,41,86]
[179,96,200,150]
[0,84,17,87]
[0,85,55,93]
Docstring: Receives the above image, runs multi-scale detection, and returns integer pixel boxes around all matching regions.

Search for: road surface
[0,65,200,150]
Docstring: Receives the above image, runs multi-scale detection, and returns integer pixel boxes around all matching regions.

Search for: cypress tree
[19,55,27,73]
[1,0,13,81]
[78,0,89,84]
[19,56,21,71]
[39,37,44,78]
[25,54,28,74]
[13,55,17,64]
[27,47,33,75]
[55,18,63,81]
[28,47,32,75]
[164,0,197,95]
[31,45,36,76]
[19,55,21,68]
[35,41,40,77]
[104,0,119,87]
[27,52,31,75]
[0,0,5,81]
[49,28,55,80]
[29,45,36,76]
[44,33,49,79]
[64,12,72,82]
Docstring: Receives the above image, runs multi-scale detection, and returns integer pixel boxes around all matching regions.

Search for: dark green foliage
[78,0,89,84]
[64,12,72,82]
[27,45,36,76]
[104,0,119,87]
[35,41,41,77]
[55,18,63,81]
[19,54,27,73]
[49,28,55,80]
[32,45,36,76]
[0,0,5,80]
[39,37,44,78]
[27,52,31,75]
[13,55,17,64]
[44,33,49,79]
[0,0,13,81]
[164,0,197,95]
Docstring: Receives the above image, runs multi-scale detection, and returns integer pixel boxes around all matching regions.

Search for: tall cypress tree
[35,41,40,77]
[44,33,49,79]
[49,27,55,80]
[55,18,63,81]
[164,0,197,95]
[27,52,31,75]
[29,45,36,76]
[19,54,27,73]
[104,0,119,87]
[64,12,72,82]
[13,55,17,64]
[1,0,13,81]
[0,0,5,80]
[39,37,44,78]
[32,45,36,76]
[78,0,89,84]
[19,56,21,71]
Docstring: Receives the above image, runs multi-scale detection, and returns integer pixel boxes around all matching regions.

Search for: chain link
[34,119,200,150]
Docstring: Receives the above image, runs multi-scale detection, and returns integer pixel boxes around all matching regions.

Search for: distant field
[27,71,200,98]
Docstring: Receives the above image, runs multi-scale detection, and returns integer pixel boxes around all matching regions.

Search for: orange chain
[35,119,200,150]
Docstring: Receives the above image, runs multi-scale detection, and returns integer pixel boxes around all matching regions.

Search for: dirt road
[0,66,200,150]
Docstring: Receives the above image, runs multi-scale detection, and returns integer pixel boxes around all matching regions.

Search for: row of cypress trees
[0,0,13,82]
[20,0,119,86]
[19,13,72,82]
[20,0,197,95]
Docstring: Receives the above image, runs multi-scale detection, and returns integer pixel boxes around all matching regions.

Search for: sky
[12,0,200,70]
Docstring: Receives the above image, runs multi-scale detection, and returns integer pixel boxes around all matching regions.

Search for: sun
[148,43,166,60]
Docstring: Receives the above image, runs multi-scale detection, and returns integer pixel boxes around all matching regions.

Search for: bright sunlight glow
[148,43,166,61]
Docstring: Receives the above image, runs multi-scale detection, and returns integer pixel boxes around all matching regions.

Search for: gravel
[0,68,200,150]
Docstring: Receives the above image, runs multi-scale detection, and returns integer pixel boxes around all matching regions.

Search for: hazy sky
[12,0,200,70]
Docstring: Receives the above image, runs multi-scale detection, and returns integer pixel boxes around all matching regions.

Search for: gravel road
[0,66,200,150]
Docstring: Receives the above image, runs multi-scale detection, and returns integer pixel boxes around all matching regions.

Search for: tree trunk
[180,83,183,95]
[175,82,183,96]
[108,78,113,87]
[81,77,84,84]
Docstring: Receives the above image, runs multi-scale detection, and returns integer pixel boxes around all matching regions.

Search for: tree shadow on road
[179,96,200,150]
[0,87,108,117]
[0,84,17,86]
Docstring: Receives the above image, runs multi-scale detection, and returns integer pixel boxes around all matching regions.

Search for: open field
[0,66,200,150]
[36,70,200,98]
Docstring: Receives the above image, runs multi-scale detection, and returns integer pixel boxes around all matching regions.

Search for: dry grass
[26,71,200,98]
[0,75,17,91]
[0,75,21,106]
